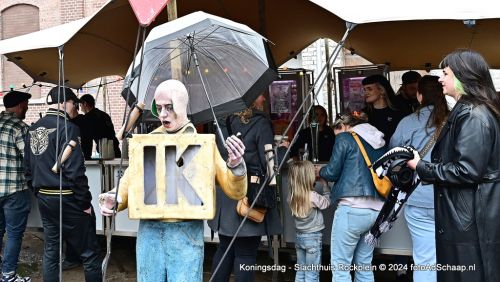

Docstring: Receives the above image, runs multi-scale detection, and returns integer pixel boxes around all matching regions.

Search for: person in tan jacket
[99,79,247,281]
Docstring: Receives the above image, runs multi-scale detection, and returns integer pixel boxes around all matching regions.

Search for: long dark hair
[308,105,328,126]
[417,75,450,135]
[440,49,500,119]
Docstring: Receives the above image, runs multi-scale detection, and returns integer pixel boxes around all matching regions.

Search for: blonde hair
[288,161,316,218]
[233,107,253,124]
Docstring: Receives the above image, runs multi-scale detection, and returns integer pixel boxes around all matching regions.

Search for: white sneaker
[1,273,31,282]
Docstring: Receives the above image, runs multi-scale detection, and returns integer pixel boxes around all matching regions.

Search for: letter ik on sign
[127,134,216,220]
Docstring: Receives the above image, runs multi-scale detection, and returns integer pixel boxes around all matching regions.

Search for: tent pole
[103,25,147,282]
[325,38,334,125]
[276,22,356,147]
[210,21,359,282]
[167,0,177,21]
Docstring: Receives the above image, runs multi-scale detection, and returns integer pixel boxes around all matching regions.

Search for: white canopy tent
[308,0,500,70]
[1,0,500,88]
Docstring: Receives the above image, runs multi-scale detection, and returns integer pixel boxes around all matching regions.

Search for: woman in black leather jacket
[407,49,500,282]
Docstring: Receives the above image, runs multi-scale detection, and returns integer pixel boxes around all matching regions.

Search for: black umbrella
[124,11,277,128]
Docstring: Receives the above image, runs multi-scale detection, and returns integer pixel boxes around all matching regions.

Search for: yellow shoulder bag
[351,132,392,198]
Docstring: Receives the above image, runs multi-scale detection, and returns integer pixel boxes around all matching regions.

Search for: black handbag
[226,115,277,209]
[246,175,277,209]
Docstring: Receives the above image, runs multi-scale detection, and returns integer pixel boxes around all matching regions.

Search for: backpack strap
[351,132,372,167]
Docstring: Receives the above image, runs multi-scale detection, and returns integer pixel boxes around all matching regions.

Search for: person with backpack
[318,112,386,282]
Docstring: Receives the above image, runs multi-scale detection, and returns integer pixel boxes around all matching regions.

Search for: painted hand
[226,134,245,167]
[98,191,122,217]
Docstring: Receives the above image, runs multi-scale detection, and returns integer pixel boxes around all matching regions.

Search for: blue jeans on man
[331,205,378,282]
[295,231,322,282]
[136,220,204,282]
[0,189,31,275]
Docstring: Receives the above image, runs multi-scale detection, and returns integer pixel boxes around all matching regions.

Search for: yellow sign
[127,134,216,219]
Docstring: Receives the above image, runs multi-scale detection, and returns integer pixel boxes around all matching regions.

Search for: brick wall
[1,4,40,96]
[296,39,371,117]
[60,0,83,23]
[0,0,127,142]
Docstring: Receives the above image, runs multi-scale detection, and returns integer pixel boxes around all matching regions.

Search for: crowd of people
[289,49,499,282]
[0,48,498,282]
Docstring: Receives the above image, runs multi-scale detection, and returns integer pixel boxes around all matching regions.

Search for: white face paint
[154,80,190,132]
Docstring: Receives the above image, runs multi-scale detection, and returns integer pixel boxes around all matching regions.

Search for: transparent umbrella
[124,11,277,129]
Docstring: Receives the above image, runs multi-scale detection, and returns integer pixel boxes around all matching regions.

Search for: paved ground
[17,231,410,281]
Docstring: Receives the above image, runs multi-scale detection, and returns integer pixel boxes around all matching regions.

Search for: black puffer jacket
[416,98,500,282]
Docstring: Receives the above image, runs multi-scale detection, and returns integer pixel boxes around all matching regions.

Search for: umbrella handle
[117,102,145,140]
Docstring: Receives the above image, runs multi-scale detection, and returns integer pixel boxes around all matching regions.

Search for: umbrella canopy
[309,0,500,70]
[128,11,277,125]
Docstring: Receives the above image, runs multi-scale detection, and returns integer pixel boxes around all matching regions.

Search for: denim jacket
[389,106,435,208]
[319,125,386,203]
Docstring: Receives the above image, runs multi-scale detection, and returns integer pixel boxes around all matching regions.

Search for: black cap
[46,86,78,105]
[362,74,389,86]
[402,71,422,85]
[3,90,31,108]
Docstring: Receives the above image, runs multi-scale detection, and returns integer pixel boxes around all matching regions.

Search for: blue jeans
[0,190,31,274]
[331,205,378,282]
[405,205,436,282]
[136,220,204,282]
[295,231,322,282]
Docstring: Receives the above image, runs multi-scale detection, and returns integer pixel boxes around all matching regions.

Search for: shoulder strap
[351,132,372,167]
[419,120,446,158]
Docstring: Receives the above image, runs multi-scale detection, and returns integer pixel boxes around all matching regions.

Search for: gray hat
[46,86,78,105]
[3,90,31,108]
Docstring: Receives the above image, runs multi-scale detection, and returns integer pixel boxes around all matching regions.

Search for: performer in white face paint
[99,79,247,281]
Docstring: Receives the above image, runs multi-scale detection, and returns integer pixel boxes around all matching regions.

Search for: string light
[0,78,124,94]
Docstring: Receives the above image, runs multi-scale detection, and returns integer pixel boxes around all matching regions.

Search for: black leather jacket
[416,98,500,282]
